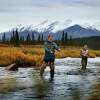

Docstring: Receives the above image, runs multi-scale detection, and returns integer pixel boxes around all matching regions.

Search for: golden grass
[0,46,100,67]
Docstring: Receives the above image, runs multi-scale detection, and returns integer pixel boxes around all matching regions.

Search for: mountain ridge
[0,20,100,40]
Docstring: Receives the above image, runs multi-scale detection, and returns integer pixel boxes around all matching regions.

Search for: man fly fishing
[80,44,89,69]
[40,35,60,78]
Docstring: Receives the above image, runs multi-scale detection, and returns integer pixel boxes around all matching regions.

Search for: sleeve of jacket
[53,42,60,51]
[44,42,51,53]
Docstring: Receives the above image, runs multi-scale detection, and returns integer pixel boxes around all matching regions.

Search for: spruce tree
[32,32,35,44]
[69,35,73,45]
[10,35,13,44]
[61,31,65,45]
[20,36,24,44]
[15,29,19,46]
[26,33,31,44]
[41,34,44,43]
[2,33,6,43]
[10,30,15,44]
[37,34,41,43]
[64,32,68,45]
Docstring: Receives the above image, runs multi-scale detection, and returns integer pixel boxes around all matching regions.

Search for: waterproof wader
[40,40,59,78]
[40,62,55,78]
[81,57,87,69]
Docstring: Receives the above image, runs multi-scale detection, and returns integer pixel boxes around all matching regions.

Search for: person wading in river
[40,35,60,78]
[80,45,89,69]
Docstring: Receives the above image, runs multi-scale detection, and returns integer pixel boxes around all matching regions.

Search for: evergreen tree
[10,35,13,44]
[41,34,44,43]
[61,31,65,45]
[2,33,6,43]
[64,32,68,44]
[37,34,41,43]
[20,36,24,44]
[32,32,35,44]
[15,29,19,46]
[26,33,31,44]
[69,35,73,45]
[10,30,15,44]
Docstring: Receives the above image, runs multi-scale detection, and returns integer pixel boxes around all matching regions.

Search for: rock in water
[6,63,18,71]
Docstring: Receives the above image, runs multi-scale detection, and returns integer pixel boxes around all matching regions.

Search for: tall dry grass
[0,47,100,67]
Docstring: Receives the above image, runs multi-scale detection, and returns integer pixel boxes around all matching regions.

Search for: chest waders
[40,41,57,78]
[81,56,87,69]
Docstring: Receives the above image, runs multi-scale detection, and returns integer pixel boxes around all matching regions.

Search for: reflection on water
[88,81,100,100]
[70,87,81,100]
[0,58,100,100]
[0,71,17,93]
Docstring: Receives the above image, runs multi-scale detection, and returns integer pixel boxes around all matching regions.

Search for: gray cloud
[65,0,100,7]
[0,0,100,13]
[29,0,100,8]
[0,0,100,32]
[0,0,32,12]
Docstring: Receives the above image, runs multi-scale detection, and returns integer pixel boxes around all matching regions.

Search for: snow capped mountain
[11,19,72,33]
[82,22,100,31]
[82,23,95,30]
[33,20,52,32]
[12,24,34,32]
[52,19,72,32]
[92,22,100,31]
[64,24,100,38]
[33,19,72,33]
[0,19,100,40]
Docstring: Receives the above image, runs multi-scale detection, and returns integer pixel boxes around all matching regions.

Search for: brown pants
[40,62,55,78]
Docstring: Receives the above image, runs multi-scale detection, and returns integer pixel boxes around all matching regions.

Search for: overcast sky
[0,0,100,32]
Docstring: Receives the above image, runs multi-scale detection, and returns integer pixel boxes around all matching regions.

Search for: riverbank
[0,46,100,67]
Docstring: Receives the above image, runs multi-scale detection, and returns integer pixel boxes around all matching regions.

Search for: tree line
[1,29,99,49]
[0,29,73,46]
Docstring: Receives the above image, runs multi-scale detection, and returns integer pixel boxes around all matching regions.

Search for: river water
[0,58,100,100]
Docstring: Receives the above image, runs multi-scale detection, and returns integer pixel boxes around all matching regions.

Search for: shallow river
[0,58,100,100]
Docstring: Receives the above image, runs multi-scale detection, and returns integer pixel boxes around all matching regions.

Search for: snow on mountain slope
[92,22,100,31]
[11,19,72,33]
[31,19,72,33]
[64,24,100,38]
[0,20,100,40]
[82,22,100,31]
[12,24,34,32]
